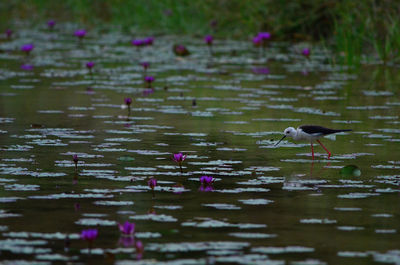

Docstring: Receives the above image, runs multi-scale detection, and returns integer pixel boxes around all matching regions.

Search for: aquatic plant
[132,37,153,48]
[145,37,154,45]
[81,228,98,251]
[204,35,213,56]
[253,35,262,47]
[73,154,78,171]
[173,44,190,56]
[135,240,144,260]
[200,175,215,186]
[144,76,155,88]
[5,29,12,39]
[81,228,98,241]
[258,32,271,41]
[118,221,135,235]
[141,62,149,74]
[47,20,55,29]
[20,64,34,71]
[86,61,95,69]
[205,35,213,45]
[173,152,187,173]
[119,236,135,247]
[148,178,157,190]
[86,61,95,78]
[124,97,132,115]
[132,39,146,47]
[302,48,311,58]
[21,44,34,55]
[74,29,86,40]
[252,67,270,75]
[199,176,215,192]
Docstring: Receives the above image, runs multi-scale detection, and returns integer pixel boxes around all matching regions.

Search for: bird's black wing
[299,125,351,135]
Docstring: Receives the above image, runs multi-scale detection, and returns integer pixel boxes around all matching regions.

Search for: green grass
[2,0,400,67]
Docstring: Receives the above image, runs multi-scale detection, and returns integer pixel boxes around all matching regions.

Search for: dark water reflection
[0,26,400,264]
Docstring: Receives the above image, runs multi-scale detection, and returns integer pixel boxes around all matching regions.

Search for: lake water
[0,25,400,265]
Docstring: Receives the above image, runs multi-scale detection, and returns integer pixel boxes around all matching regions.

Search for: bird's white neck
[292,128,301,140]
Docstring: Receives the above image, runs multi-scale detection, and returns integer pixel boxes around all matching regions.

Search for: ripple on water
[252,246,315,254]
[202,203,241,210]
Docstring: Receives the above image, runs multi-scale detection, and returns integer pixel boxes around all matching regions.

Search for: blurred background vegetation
[1,0,400,66]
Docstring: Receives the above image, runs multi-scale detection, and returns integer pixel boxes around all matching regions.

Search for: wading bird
[275,125,352,160]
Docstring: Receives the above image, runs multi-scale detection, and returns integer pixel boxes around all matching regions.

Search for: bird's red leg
[311,142,314,160]
[317,140,331,159]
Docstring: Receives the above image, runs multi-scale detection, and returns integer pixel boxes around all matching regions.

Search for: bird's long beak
[275,135,286,146]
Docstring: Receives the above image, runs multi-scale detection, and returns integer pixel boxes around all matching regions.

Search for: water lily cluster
[81,221,143,259]
[132,37,154,47]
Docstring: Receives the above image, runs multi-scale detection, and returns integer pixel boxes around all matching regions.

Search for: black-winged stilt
[275,125,352,160]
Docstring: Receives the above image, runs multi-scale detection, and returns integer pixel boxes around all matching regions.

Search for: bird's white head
[275,127,297,146]
[283,127,297,138]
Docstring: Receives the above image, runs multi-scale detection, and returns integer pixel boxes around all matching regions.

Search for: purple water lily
[173,152,187,173]
[81,228,98,251]
[124,97,132,115]
[258,32,271,40]
[20,64,34,71]
[132,39,146,47]
[21,44,34,55]
[302,48,311,58]
[204,35,213,45]
[81,228,98,242]
[144,76,154,88]
[200,175,215,186]
[145,37,154,45]
[141,62,149,70]
[86,62,95,69]
[5,29,12,39]
[173,152,187,163]
[73,154,78,171]
[132,37,153,48]
[47,20,56,29]
[124,97,132,106]
[74,29,86,39]
[252,67,270,75]
[253,35,262,46]
[199,176,215,192]
[118,221,135,235]
[148,178,157,190]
